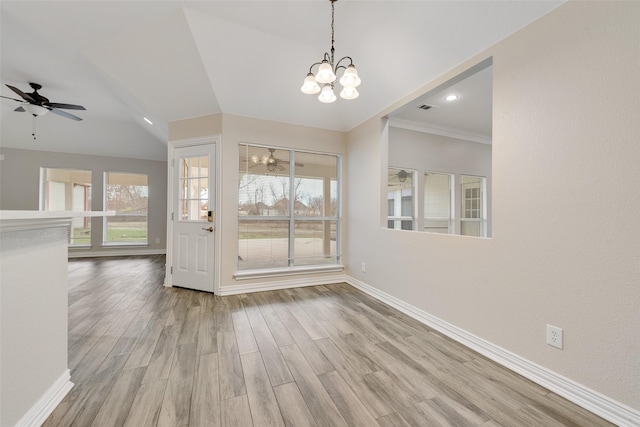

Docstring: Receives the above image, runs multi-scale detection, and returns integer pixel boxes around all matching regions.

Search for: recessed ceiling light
[444,94,459,101]
[144,117,153,125]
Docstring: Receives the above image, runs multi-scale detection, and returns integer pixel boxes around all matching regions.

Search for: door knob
[201,226,214,232]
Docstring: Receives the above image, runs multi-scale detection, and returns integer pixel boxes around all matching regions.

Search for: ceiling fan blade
[1,95,24,103]
[50,108,83,121]
[280,160,305,168]
[5,84,36,103]
[14,106,26,112]
[45,102,86,110]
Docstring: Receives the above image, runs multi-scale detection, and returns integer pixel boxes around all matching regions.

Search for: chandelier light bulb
[301,73,321,94]
[339,86,359,100]
[318,84,337,103]
[266,154,278,172]
[339,65,361,88]
[316,61,336,84]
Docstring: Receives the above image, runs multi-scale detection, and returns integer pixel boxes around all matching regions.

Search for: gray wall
[0,147,167,255]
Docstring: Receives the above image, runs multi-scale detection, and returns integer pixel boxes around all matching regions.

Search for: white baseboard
[68,248,166,258]
[344,276,640,427]
[218,274,348,296]
[14,370,73,427]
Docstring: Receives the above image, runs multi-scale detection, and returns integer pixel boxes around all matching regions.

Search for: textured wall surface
[1,224,69,426]
[346,1,640,409]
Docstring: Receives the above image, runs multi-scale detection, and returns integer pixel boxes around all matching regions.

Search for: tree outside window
[104,172,148,244]
[238,144,340,270]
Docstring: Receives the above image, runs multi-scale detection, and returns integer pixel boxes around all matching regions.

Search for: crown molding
[389,118,492,145]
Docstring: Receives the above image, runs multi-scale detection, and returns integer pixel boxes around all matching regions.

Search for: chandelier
[300,0,361,103]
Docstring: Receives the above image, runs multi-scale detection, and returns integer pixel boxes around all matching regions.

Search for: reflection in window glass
[238,144,340,270]
[387,168,413,230]
[424,172,452,234]
[41,168,92,245]
[104,172,148,244]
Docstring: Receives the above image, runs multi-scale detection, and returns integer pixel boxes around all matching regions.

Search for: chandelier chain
[330,0,335,66]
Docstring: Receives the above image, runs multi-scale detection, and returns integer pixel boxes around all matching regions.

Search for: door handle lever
[201,226,214,232]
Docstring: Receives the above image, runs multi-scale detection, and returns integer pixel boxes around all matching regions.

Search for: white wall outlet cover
[547,324,563,349]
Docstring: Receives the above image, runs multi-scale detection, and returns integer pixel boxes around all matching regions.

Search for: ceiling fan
[1,82,86,121]
[388,169,411,184]
[242,148,304,172]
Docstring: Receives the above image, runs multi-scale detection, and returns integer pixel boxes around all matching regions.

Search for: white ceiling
[389,61,493,144]
[0,1,563,161]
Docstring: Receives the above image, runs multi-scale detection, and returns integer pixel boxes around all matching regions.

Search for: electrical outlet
[155,237,160,244]
[361,262,366,273]
[547,324,563,349]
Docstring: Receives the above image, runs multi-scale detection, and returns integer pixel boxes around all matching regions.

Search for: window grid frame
[238,144,342,271]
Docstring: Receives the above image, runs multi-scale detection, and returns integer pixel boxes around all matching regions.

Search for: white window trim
[234,264,344,280]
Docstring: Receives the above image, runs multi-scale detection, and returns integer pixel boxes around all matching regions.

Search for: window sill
[101,243,149,248]
[234,264,344,281]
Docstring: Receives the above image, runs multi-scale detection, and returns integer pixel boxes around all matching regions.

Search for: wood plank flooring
[44,255,613,427]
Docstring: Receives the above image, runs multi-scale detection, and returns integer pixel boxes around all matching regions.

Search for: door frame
[165,135,221,294]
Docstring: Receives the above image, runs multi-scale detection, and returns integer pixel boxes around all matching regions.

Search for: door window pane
[104,172,148,244]
[40,168,92,246]
[179,156,209,221]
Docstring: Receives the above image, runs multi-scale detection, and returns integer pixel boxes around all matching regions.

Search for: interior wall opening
[385,57,493,238]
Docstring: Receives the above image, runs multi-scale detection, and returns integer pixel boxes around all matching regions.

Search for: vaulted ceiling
[0,1,562,160]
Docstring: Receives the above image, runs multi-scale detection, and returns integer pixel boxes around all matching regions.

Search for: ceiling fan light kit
[21,103,50,117]
[1,82,86,139]
[300,0,361,103]
[266,149,278,172]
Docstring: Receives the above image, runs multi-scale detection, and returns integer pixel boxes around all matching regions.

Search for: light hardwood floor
[44,255,613,427]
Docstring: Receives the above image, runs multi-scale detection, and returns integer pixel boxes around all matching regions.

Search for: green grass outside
[72,225,148,244]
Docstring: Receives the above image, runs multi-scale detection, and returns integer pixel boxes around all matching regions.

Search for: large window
[238,144,340,270]
[104,172,148,245]
[40,168,92,245]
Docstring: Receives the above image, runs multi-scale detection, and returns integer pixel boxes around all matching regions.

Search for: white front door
[171,144,216,292]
